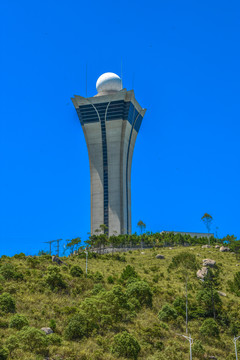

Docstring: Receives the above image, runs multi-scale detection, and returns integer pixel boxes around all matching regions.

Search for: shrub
[158,304,177,322]
[0,293,16,313]
[126,281,152,308]
[173,297,186,318]
[47,333,62,346]
[49,319,56,332]
[200,318,219,337]
[0,264,23,281]
[196,288,222,317]
[45,266,67,291]
[64,312,89,340]
[169,252,199,271]
[107,275,114,284]
[0,347,9,360]
[27,257,40,269]
[9,314,29,330]
[228,272,240,296]
[120,265,139,282]
[92,284,104,295]
[192,340,205,358]
[5,335,19,355]
[0,320,8,329]
[18,327,48,353]
[70,265,83,277]
[112,331,141,359]
[93,271,104,283]
[13,253,26,259]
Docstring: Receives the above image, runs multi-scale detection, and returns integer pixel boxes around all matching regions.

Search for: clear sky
[0,0,239,256]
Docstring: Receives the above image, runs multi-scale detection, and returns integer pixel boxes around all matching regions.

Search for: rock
[215,245,220,249]
[220,246,230,252]
[197,267,208,280]
[217,291,226,297]
[141,252,145,254]
[236,264,239,266]
[169,247,173,250]
[202,245,211,249]
[203,259,216,267]
[41,327,53,335]
[156,254,165,259]
[52,255,67,266]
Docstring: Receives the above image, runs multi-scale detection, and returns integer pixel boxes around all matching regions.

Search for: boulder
[197,267,208,280]
[203,259,216,267]
[41,327,53,335]
[220,246,230,252]
[217,291,226,297]
[215,245,220,249]
[202,245,211,249]
[156,254,165,259]
[141,252,145,255]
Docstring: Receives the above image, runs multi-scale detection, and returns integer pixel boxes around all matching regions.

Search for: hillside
[0,245,240,360]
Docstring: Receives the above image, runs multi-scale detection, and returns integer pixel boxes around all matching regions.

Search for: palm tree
[137,220,146,249]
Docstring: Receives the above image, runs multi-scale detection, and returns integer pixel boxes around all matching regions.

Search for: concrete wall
[83,122,103,234]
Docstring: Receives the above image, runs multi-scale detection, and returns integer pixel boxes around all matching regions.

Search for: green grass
[0,245,240,359]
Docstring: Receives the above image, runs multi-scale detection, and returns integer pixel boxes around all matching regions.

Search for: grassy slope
[0,246,240,360]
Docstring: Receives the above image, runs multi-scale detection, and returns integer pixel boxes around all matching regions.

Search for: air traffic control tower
[71,72,146,235]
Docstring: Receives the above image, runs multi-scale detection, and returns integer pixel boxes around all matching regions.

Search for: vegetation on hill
[0,235,240,359]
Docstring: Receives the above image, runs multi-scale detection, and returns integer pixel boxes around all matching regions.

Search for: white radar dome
[96,72,122,94]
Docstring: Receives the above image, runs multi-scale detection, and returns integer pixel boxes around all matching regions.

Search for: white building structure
[72,72,146,235]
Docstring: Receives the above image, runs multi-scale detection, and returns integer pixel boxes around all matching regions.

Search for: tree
[201,213,213,233]
[137,221,146,249]
[66,237,81,255]
[197,268,221,319]
[201,213,213,245]
[137,220,146,234]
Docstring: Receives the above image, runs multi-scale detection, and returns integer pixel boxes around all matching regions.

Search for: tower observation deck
[71,72,146,235]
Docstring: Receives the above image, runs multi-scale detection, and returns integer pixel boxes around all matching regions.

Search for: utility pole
[177,334,193,360]
[44,240,57,256]
[234,336,240,360]
[55,239,63,257]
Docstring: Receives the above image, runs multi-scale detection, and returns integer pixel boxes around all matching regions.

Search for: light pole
[84,248,88,276]
[234,336,240,360]
[177,333,193,360]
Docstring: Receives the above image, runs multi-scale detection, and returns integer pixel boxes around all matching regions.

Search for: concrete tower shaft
[71,87,146,236]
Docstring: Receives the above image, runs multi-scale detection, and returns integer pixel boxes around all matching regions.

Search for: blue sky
[0,0,239,256]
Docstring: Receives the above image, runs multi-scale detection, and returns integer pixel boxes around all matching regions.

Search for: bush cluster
[0,293,15,313]
[112,331,141,359]
[9,314,29,330]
